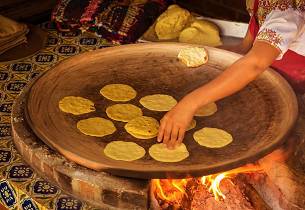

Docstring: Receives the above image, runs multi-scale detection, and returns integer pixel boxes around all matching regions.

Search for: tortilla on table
[140,94,177,111]
[106,104,143,122]
[77,117,116,137]
[149,143,189,162]
[104,141,145,161]
[177,47,208,67]
[187,119,197,131]
[59,96,95,115]
[193,127,233,148]
[100,84,137,102]
[125,116,159,139]
[195,102,217,117]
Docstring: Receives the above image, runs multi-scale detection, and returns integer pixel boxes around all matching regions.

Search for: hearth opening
[148,140,297,210]
[150,164,264,210]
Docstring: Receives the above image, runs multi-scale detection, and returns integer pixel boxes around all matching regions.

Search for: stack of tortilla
[0,15,29,55]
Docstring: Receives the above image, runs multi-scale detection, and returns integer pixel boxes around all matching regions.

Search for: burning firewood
[191,179,254,210]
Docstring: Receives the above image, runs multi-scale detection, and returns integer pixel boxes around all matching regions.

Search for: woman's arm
[182,41,280,109]
[158,41,280,149]
[219,28,254,54]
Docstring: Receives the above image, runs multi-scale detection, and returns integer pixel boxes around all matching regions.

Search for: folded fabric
[0,35,27,55]
[51,0,172,43]
[96,0,170,43]
[0,15,28,55]
[52,0,112,31]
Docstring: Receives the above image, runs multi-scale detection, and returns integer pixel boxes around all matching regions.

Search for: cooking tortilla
[187,119,197,131]
[59,96,95,115]
[178,47,208,67]
[195,102,217,117]
[140,94,177,111]
[100,84,137,102]
[77,117,116,137]
[193,127,233,148]
[104,141,145,161]
[125,116,159,139]
[149,143,189,162]
[106,104,143,122]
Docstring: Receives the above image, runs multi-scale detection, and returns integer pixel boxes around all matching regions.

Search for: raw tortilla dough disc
[140,94,177,111]
[193,127,233,148]
[106,104,143,122]
[187,119,197,131]
[77,117,116,137]
[195,102,217,117]
[100,84,137,102]
[178,47,208,67]
[149,143,189,162]
[104,141,146,161]
[59,96,95,115]
[125,116,159,139]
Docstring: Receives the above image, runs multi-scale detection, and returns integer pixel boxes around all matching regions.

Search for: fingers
[157,118,166,142]
[162,122,173,146]
[168,126,179,149]
[157,115,187,150]
[176,128,185,147]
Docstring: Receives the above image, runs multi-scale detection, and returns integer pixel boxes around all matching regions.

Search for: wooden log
[191,179,255,210]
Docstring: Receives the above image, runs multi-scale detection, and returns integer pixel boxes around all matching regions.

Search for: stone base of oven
[11,89,149,210]
[247,95,305,210]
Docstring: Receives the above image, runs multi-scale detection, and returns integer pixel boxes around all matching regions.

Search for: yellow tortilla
[177,47,208,67]
[59,96,95,115]
[195,102,217,117]
[193,127,233,148]
[106,104,143,122]
[149,143,189,162]
[155,5,191,40]
[100,84,137,102]
[77,117,116,137]
[140,94,177,111]
[179,20,222,47]
[104,141,145,161]
[187,119,197,131]
[125,116,159,139]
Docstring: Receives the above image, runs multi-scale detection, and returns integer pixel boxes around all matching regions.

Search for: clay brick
[31,152,42,172]
[121,191,147,209]
[102,189,120,207]
[72,179,101,201]
[55,170,72,192]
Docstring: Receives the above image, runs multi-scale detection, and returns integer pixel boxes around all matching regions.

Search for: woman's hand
[157,97,197,149]
[157,41,279,150]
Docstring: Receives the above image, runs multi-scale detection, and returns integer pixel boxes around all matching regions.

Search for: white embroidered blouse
[253,0,305,59]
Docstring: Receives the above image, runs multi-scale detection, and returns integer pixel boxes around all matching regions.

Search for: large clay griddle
[25,43,298,179]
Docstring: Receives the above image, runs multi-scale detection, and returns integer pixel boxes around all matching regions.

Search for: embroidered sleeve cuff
[255,28,283,58]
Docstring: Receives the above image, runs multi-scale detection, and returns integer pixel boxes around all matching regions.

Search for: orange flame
[152,178,190,202]
[152,164,263,203]
[201,164,263,201]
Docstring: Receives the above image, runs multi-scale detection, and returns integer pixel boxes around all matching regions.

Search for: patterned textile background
[0,22,114,210]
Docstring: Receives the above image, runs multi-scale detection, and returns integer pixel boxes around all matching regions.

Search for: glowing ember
[152,164,263,205]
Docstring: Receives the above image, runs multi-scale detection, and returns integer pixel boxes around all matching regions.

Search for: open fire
[151,164,263,209]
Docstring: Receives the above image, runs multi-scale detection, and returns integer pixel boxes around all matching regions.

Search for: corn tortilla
[104,141,145,161]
